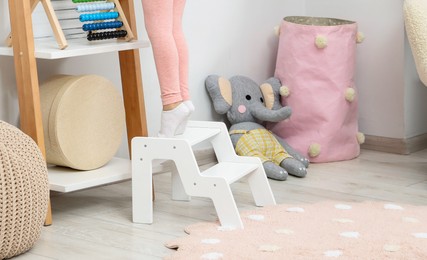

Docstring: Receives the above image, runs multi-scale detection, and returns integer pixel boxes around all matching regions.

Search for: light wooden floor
[15,149,427,260]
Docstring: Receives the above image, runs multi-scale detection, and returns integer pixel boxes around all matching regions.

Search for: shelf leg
[119,49,148,148]
[118,0,148,149]
[118,0,153,199]
[117,0,148,158]
[8,0,53,226]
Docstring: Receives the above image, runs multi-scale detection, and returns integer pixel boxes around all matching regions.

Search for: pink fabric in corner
[270,17,360,162]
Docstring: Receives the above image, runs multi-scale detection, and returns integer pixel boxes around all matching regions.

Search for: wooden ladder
[131,121,276,229]
[6,0,67,49]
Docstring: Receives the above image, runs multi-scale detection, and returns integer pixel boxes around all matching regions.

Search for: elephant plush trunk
[251,102,292,122]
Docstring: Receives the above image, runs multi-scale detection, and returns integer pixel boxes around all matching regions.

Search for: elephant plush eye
[260,97,264,103]
[246,95,252,101]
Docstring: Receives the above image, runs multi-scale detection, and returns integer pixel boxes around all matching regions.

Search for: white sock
[184,100,195,112]
[175,100,195,135]
[158,103,190,138]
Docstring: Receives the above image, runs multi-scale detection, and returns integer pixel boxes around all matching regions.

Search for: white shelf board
[49,157,131,193]
[0,37,150,59]
[49,157,174,193]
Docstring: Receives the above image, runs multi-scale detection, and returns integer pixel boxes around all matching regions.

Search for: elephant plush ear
[261,77,283,110]
[205,75,232,114]
[260,83,275,110]
[218,77,233,106]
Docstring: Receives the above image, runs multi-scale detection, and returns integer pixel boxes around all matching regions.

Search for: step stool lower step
[201,162,259,184]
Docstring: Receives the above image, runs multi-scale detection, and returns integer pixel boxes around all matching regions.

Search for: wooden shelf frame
[7,0,148,225]
[6,0,68,50]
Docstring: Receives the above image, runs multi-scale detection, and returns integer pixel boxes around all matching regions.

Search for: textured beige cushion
[404,0,427,86]
[40,74,125,170]
[0,121,49,259]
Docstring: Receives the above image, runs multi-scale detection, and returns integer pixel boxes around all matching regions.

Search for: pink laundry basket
[270,16,364,163]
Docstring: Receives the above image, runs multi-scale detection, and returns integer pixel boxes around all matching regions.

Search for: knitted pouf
[0,121,49,259]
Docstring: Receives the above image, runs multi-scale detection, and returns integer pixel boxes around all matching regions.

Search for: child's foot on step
[158,102,191,138]
[175,100,195,135]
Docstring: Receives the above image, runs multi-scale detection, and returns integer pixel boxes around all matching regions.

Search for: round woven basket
[272,16,360,162]
[0,121,49,259]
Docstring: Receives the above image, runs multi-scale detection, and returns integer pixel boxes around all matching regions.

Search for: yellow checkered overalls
[229,128,292,165]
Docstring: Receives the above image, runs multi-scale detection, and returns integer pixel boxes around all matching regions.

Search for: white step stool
[131,121,276,229]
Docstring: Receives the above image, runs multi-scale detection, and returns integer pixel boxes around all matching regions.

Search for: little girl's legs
[172,0,195,134]
[142,0,190,137]
[142,0,181,105]
[173,0,190,101]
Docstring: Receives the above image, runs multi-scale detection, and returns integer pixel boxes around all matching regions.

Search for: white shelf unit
[6,0,148,224]
[0,39,150,193]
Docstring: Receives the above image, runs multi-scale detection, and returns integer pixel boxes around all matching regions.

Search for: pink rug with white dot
[165,201,427,259]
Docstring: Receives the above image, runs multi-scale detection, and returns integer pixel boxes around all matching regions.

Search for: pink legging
[141,0,190,106]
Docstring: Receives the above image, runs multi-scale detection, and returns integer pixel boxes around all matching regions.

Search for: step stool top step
[175,125,221,146]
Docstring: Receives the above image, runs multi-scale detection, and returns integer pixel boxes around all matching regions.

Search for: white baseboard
[362,133,427,154]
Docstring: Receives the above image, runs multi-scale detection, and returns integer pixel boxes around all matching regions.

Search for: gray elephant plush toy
[205,75,309,181]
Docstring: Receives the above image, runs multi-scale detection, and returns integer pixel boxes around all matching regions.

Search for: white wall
[0,0,18,125]
[138,0,305,136]
[305,0,427,139]
[1,0,427,158]
[306,0,406,138]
